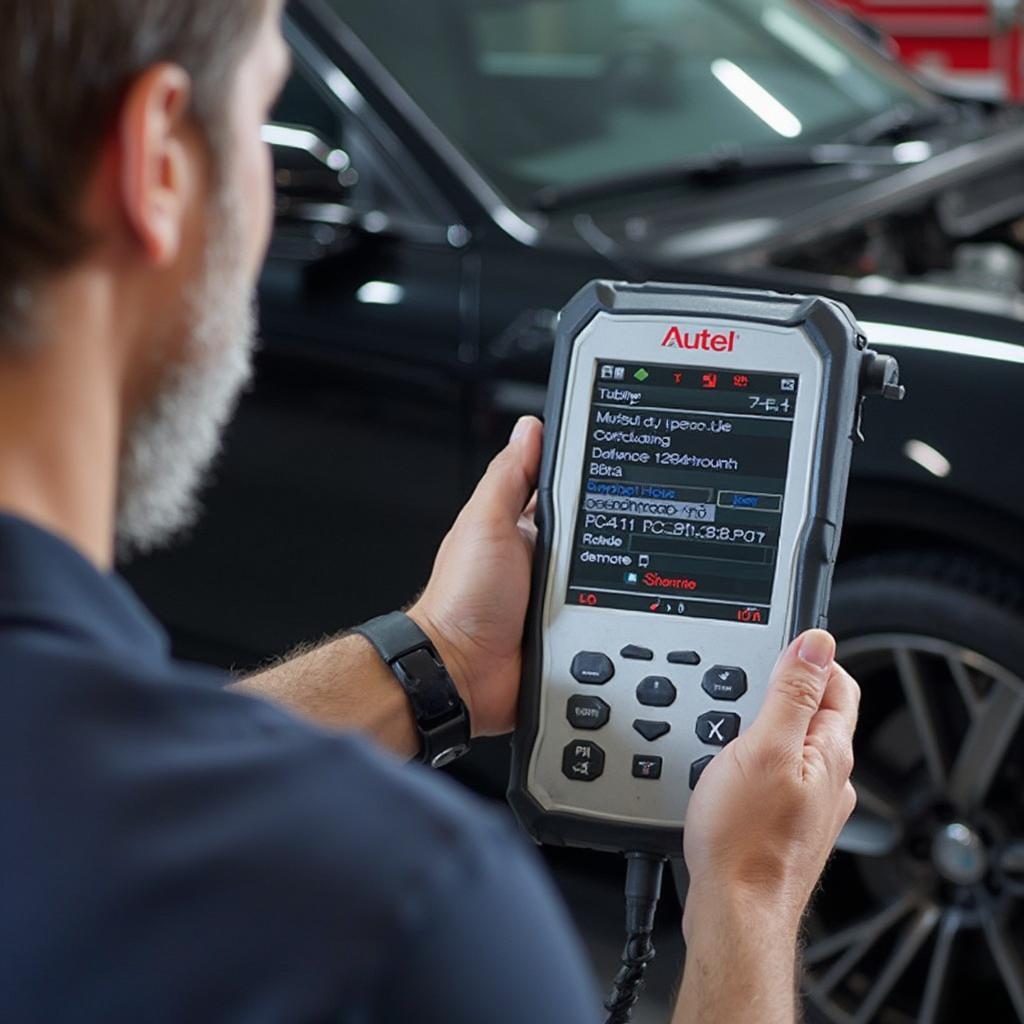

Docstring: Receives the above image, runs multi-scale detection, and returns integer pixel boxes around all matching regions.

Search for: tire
[802,552,1024,1024]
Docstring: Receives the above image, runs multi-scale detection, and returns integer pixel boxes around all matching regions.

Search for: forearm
[673,897,800,1024]
[230,633,420,758]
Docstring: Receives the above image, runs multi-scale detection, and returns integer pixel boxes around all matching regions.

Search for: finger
[842,780,858,821]
[805,666,859,785]
[746,630,836,753]
[517,509,538,546]
[818,662,860,736]
[805,708,856,785]
[519,492,541,551]
[826,782,859,849]
[467,418,543,523]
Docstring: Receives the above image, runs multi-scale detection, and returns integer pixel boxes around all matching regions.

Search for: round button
[637,675,677,707]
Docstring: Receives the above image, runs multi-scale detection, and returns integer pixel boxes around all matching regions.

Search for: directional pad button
[633,719,671,742]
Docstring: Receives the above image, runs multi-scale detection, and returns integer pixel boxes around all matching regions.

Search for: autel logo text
[661,326,737,353]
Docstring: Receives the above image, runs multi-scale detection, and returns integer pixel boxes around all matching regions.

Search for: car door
[124,35,471,669]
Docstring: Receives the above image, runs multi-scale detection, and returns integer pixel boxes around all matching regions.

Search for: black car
[125,2,1024,1021]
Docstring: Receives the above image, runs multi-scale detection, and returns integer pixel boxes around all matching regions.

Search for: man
[0,1,860,1022]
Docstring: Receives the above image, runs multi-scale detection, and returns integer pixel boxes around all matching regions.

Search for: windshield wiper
[533,142,910,212]
[841,102,953,145]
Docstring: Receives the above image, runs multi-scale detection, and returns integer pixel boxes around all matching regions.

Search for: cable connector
[604,852,665,1024]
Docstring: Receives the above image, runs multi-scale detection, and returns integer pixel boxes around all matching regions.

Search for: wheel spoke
[852,904,941,1024]
[917,910,961,1024]
[1001,840,1024,875]
[814,935,874,999]
[837,811,902,858]
[852,772,902,822]
[948,681,1024,813]
[805,893,915,968]
[894,647,947,790]
[947,656,981,718]
[837,775,903,857]
[979,900,1024,1019]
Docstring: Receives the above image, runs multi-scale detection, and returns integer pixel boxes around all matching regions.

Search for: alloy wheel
[803,634,1024,1023]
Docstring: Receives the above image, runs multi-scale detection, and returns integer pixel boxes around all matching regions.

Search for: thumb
[467,417,543,523]
[747,629,836,752]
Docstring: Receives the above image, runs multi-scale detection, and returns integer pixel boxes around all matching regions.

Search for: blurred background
[123,2,1024,1020]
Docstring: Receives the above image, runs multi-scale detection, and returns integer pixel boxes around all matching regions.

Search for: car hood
[578,118,1024,273]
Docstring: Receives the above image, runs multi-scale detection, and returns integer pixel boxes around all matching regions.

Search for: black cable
[604,852,665,1024]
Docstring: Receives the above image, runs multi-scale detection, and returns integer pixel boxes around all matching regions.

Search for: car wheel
[804,553,1024,1024]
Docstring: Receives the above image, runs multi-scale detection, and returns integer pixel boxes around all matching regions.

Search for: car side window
[272,68,344,142]
[270,64,435,224]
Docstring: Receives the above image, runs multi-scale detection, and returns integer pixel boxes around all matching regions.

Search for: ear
[117,63,198,267]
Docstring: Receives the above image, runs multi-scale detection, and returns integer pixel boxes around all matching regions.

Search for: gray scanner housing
[508,281,887,858]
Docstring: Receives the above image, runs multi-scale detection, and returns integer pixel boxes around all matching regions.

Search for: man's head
[0,0,290,557]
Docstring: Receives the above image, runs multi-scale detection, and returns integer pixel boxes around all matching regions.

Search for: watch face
[418,689,460,722]
[398,650,458,720]
[394,648,470,765]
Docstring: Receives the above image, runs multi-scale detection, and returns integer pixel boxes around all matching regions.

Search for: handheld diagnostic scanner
[509,281,904,859]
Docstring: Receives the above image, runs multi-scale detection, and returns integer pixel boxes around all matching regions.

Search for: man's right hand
[676,629,860,1024]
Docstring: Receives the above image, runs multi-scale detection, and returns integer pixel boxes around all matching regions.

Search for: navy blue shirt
[0,514,601,1023]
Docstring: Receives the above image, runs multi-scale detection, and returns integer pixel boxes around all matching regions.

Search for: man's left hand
[408,416,544,737]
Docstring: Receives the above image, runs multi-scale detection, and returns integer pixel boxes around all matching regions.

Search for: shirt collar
[0,512,169,660]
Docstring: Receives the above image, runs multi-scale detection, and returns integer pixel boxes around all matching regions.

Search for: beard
[114,184,257,561]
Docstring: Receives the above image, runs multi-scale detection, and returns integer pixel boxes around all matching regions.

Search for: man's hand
[408,416,543,738]
[675,629,860,1024]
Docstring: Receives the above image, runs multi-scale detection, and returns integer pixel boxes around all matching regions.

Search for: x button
[695,711,740,747]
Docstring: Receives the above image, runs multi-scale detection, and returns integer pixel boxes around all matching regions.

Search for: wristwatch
[354,612,472,768]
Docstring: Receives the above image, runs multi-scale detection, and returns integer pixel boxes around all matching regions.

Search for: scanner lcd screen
[565,359,799,625]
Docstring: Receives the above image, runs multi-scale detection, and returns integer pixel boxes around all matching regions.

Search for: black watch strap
[354,612,471,768]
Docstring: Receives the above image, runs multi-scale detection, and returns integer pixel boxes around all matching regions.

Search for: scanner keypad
[561,647,747,783]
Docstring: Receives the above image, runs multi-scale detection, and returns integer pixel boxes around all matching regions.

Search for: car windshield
[329,0,939,209]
